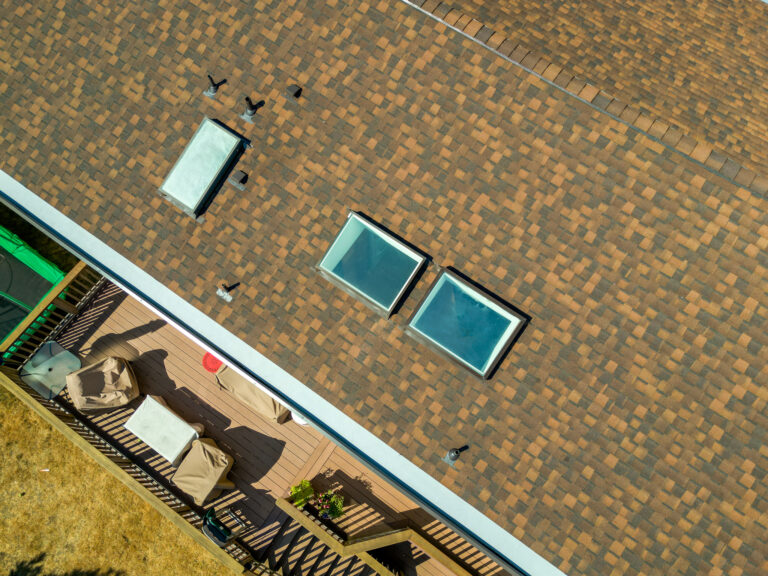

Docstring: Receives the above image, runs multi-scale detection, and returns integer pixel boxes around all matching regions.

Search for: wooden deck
[294,441,505,576]
[56,283,506,576]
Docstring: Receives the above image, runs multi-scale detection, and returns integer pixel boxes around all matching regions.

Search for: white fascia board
[0,169,567,576]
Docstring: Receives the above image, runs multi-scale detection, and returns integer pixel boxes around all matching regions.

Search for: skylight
[159,118,248,217]
[318,212,425,316]
[408,270,526,378]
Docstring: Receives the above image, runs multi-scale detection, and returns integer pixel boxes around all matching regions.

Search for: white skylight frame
[408,269,527,379]
[159,117,246,217]
[318,212,426,316]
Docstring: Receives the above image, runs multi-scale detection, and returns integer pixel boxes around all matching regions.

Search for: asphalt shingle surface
[446,0,768,175]
[1,1,766,574]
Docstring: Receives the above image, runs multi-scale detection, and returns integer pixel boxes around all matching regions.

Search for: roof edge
[0,171,567,576]
[406,0,768,196]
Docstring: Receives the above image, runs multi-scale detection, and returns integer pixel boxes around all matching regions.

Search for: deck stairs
[248,507,392,576]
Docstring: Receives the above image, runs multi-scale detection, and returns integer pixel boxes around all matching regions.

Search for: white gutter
[0,170,567,576]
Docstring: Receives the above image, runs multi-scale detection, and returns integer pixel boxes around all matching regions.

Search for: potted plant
[289,479,315,509]
[313,490,344,519]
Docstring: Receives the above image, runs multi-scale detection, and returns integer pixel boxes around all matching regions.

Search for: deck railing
[0,261,103,369]
[0,367,264,574]
[0,265,275,575]
[276,496,476,576]
[1,263,497,576]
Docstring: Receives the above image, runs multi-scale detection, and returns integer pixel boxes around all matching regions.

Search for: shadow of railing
[298,468,490,576]
[56,282,128,354]
[0,367,256,572]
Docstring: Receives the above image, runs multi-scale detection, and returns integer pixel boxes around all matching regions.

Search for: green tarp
[0,224,65,343]
[0,225,65,287]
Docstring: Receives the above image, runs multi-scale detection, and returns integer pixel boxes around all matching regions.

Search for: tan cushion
[172,438,234,505]
[215,365,290,423]
[66,357,139,412]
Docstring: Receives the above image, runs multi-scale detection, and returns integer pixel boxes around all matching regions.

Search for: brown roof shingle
[441,0,768,175]
[1,0,766,574]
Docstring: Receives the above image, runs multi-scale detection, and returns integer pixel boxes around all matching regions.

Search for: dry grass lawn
[0,385,230,576]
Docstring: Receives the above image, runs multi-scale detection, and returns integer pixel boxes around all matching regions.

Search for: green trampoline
[0,224,66,354]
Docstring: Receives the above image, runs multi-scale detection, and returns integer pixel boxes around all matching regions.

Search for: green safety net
[0,225,67,359]
[0,225,65,285]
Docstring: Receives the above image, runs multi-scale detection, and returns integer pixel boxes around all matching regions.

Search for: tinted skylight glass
[409,271,525,378]
[160,118,245,216]
[319,212,425,315]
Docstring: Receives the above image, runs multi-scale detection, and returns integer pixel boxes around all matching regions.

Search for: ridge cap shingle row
[408,0,768,196]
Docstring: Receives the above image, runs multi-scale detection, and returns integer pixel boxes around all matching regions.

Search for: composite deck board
[328,555,357,576]
[71,293,320,470]
[346,558,372,576]
[291,537,326,576]
[260,519,302,566]
[252,515,289,561]
[291,436,334,488]
[98,297,321,455]
[303,441,505,575]
[329,448,506,575]
[55,284,507,575]
[279,529,316,574]
[313,549,343,576]
[58,288,320,539]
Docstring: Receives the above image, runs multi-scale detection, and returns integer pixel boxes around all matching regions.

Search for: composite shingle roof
[443,0,768,175]
[1,0,766,574]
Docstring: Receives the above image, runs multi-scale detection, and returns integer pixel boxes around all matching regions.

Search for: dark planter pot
[304,504,348,539]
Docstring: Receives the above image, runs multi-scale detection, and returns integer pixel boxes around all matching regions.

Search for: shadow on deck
[51,282,508,576]
[55,283,310,551]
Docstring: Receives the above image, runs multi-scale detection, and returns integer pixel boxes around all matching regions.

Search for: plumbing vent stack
[241,97,263,123]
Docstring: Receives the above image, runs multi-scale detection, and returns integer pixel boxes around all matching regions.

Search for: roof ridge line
[406,0,768,196]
